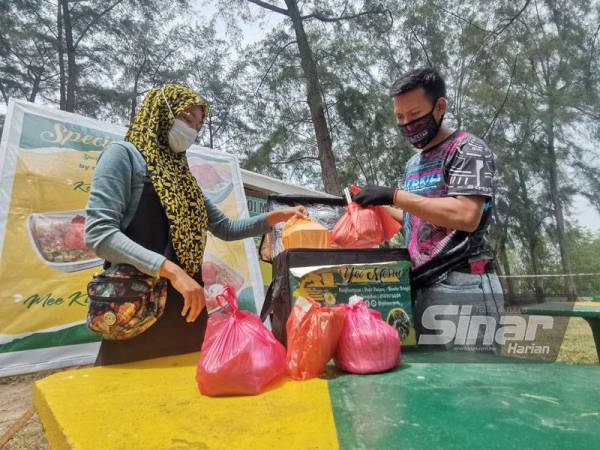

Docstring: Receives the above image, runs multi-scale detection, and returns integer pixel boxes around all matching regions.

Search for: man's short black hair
[389,68,446,104]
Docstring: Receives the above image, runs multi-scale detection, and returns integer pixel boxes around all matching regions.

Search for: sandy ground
[1,318,597,449]
[0,370,58,449]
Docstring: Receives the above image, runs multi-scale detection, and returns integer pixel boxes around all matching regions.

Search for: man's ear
[437,97,448,116]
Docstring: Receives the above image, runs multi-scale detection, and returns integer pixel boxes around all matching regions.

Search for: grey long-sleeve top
[84,141,270,276]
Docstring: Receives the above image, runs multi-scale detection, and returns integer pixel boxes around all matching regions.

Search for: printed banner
[289,261,416,345]
[0,99,264,376]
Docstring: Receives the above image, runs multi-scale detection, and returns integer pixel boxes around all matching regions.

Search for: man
[353,68,503,351]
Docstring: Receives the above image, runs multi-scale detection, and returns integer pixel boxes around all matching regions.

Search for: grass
[555,317,599,364]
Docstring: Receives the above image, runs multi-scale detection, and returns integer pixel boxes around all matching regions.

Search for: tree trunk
[516,167,544,301]
[0,83,9,104]
[284,0,341,195]
[526,239,544,302]
[61,0,77,112]
[130,54,148,123]
[208,114,214,149]
[130,76,139,124]
[29,73,41,102]
[497,242,515,303]
[57,2,66,109]
[546,120,577,300]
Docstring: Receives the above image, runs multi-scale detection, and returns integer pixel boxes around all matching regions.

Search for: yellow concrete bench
[34,352,338,450]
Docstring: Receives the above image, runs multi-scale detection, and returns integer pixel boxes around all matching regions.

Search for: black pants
[95,283,207,365]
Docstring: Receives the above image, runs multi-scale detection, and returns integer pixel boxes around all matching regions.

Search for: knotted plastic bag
[334,297,401,374]
[282,216,330,250]
[286,297,345,380]
[196,286,286,396]
[330,185,400,248]
[330,203,400,248]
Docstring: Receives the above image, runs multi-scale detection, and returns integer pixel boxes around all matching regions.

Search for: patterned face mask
[398,102,444,149]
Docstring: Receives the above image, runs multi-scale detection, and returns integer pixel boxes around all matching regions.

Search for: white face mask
[161,88,198,153]
[168,118,197,153]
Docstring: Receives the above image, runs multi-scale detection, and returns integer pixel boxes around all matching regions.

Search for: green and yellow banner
[0,99,264,376]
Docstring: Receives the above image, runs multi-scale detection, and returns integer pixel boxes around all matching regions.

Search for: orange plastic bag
[282,216,330,250]
[330,203,400,248]
[196,286,287,396]
[286,297,345,380]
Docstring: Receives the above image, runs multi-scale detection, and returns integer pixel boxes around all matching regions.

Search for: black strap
[260,282,274,322]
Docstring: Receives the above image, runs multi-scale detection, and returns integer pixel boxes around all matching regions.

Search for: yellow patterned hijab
[126,84,209,276]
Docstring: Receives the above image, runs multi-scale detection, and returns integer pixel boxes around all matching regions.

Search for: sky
[1,1,598,232]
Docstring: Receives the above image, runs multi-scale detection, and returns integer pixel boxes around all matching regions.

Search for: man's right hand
[159,260,205,322]
[352,185,397,206]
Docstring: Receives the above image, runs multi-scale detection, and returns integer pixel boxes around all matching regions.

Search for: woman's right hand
[159,260,205,322]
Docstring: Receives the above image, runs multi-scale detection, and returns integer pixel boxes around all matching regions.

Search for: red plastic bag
[330,203,380,248]
[330,186,401,248]
[197,286,286,396]
[286,297,345,380]
[334,297,401,374]
[330,203,400,248]
[376,206,403,240]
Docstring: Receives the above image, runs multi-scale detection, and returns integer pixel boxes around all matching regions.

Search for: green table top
[331,350,600,449]
[521,301,600,319]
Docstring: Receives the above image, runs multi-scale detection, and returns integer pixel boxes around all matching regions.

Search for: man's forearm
[383,206,404,225]
[393,190,483,232]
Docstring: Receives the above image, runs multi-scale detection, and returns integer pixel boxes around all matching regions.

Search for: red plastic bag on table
[286,297,345,380]
[196,286,286,396]
[334,297,401,374]
[330,186,401,248]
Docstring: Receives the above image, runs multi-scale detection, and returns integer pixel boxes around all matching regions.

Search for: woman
[85,84,305,365]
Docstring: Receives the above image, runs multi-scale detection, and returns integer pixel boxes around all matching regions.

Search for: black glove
[352,185,397,206]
